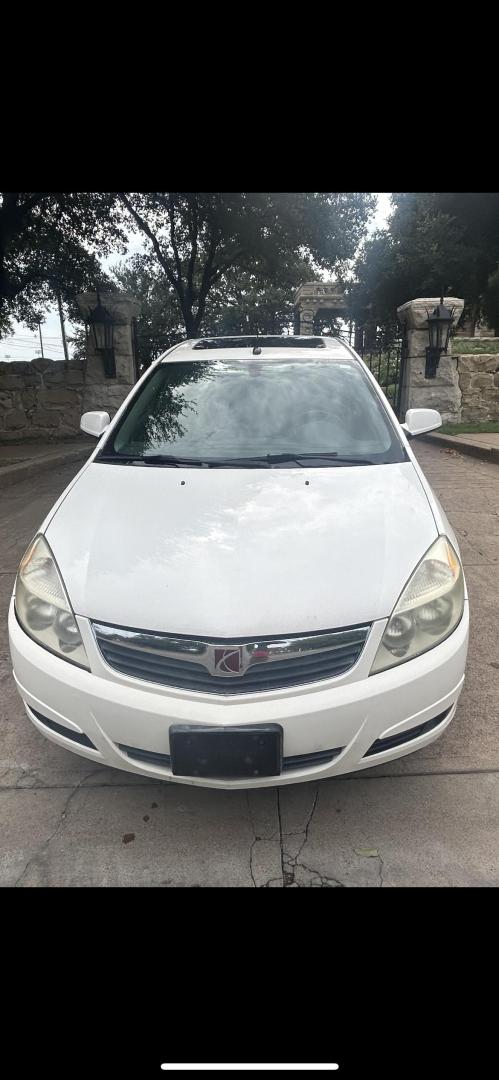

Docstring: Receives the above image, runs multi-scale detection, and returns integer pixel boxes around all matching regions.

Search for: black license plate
[169,724,283,779]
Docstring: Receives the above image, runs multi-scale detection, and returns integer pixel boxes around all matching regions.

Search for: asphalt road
[1,442,499,886]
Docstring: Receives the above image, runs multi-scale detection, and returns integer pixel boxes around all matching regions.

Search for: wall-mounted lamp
[425,298,455,379]
[86,290,116,378]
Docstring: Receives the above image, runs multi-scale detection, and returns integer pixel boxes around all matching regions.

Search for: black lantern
[425,298,455,379]
[86,290,116,378]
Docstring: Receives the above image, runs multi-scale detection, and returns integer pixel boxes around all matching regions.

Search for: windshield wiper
[264,453,376,467]
[199,456,273,468]
[97,452,376,468]
[97,454,181,467]
[97,454,221,467]
[139,455,269,467]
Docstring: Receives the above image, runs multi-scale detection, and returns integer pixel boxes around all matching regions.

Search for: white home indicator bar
[161,1067,339,1072]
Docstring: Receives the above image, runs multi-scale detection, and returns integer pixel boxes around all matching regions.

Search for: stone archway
[293,282,348,336]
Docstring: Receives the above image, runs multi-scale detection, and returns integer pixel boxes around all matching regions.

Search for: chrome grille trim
[92,622,370,694]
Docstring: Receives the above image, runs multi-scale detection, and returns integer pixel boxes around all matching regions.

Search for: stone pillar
[299,306,316,335]
[294,282,347,336]
[397,297,465,423]
[76,291,141,417]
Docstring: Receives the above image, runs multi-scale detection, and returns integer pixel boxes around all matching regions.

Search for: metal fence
[338,327,406,418]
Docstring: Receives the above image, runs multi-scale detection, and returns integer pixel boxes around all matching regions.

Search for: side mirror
[401,408,442,438]
[80,411,110,438]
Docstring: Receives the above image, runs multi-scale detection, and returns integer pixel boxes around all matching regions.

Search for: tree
[483,264,499,334]
[111,250,321,372]
[111,255,184,368]
[0,192,125,336]
[118,192,376,338]
[190,252,320,338]
[350,193,499,337]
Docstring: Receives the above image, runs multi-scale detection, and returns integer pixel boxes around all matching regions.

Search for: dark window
[99,358,407,467]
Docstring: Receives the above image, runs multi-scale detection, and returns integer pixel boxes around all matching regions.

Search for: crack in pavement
[0,764,153,792]
[13,768,97,887]
[377,852,385,887]
[289,858,345,888]
[278,786,344,888]
[0,764,49,788]
[246,790,281,888]
[353,848,385,887]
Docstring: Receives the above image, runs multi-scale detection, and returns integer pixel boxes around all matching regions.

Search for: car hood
[45,461,437,637]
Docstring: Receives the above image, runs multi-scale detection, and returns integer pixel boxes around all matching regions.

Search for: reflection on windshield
[115,361,214,451]
[105,359,406,466]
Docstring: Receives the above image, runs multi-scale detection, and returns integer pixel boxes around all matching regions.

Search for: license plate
[169,724,283,779]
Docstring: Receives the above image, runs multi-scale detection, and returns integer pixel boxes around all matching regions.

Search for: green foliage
[118,193,376,337]
[112,256,185,370]
[112,251,321,371]
[483,264,499,333]
[452,338,499,354]
[0,193,125,337]
[349,193,499,335]
[0,191,377,353]
[66,325,87,366]
[203,257,320,338]
[440,421,499,434]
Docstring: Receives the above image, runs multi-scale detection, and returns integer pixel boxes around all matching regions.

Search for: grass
[440,421,499,435]
[452,338,499,354]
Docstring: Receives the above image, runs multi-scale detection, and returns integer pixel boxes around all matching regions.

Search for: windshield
[100,358,407,467]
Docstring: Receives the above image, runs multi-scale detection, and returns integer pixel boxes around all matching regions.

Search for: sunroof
[192,336,328,350]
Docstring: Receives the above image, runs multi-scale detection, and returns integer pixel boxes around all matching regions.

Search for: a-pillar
[76,291,142,418]
[397,297,464,423]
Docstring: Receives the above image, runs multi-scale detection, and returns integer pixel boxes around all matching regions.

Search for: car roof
[160,335,355,363]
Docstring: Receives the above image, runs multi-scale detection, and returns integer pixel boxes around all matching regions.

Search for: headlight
[14,534,90,669]
[370,536,464,674]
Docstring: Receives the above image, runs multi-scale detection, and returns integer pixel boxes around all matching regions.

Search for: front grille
[282,747,342,772]
[363,708,452,758]
[118,743,342,773]
[93,622,370,695]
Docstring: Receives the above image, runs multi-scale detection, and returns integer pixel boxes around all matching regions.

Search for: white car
[8,335,469,789]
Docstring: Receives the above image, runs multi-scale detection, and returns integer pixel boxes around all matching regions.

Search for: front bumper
[8,599,469,789]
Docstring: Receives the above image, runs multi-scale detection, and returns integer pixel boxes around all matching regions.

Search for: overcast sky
[1,194,392,361]
[369,192,391,233]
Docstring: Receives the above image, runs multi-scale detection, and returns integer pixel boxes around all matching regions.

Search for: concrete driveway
[1,443,499,887]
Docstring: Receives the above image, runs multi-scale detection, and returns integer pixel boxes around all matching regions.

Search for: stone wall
[0,357,132,443]
[0,358,85,442]
[456,353,499,422]
[0,291,140,445]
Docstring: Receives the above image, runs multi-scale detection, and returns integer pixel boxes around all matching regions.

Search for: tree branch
[117,193,178,293]
[186,197,199,300]
[193,231,220,332]
[209,247,245,285]
[166,194,185,303]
